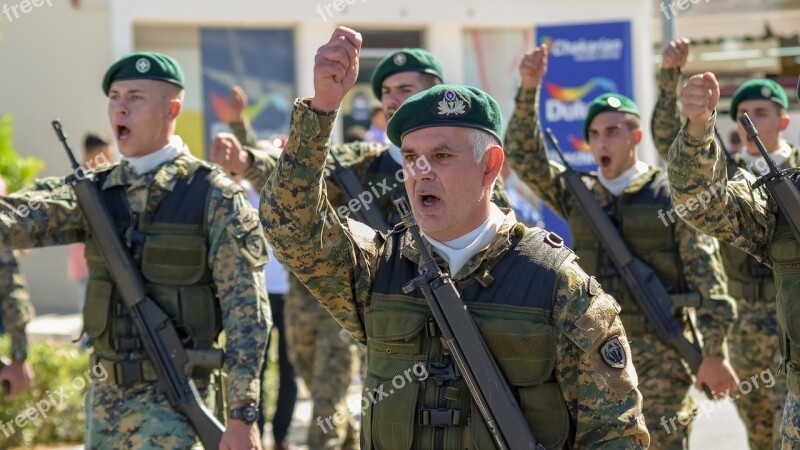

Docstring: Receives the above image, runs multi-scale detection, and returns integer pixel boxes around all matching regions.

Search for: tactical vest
[362,224,575,450]
[567,171,687,335]
[82,163,221,385]
[770,176,800,394]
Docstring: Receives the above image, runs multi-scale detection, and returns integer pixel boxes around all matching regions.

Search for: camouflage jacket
[651,67,683,160]
[667,112,798,265]
[504,86,736,358]
[261,98,650,448]
[0,149,269,403]
[0,252,33,358]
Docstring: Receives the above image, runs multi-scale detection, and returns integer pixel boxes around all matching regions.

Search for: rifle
[51,120,225,449]
[739,113,800,243]
[543,128,713,399]
[329,152,391,231]
[714,127,742,179]
[394,197,541,450]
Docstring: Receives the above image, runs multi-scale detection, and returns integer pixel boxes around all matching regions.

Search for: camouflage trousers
[84,379,211,449]
[285,279,358,450]
[630,333,696,450]
[730,295,786,450]
[781,392,800,449]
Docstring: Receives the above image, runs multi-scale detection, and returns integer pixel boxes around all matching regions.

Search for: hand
[662,38,690,69]
[695,356,740,400]
[681,72,719,127]
[212,86,249,124]
[219,418,262,450]
[519,44,548,89]
[310,26,363,112]
[0,359,33,398]
[210,133,252,176]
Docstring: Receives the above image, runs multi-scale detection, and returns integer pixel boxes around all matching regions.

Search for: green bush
[0,338,88,449]
[0,115,45,194]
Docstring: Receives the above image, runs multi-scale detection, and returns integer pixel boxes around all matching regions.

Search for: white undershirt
[122,136,185,175]
[424,203,505,275]
[739,140,792,176]
[597,160,650,196]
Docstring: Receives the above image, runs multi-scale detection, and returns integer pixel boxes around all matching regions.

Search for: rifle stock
[51,120,224,449]
[739,113,800,243]
[544,128,713,399]
[394,198,541,450]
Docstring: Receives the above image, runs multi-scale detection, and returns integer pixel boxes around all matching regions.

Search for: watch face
[244,407,258,423]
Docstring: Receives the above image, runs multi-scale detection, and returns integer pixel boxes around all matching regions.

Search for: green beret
[584,93,640,141]
[370,48,444,100]
[730,78,788,120]
[102,52,185,95]
[386,84,502,147]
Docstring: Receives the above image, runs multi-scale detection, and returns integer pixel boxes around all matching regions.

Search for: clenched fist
[662,38,690,70]
[210,132,251,177]
[213,85,249,124]
[681,72,719,127]
[310,26,363,112]
[519,44,548,89]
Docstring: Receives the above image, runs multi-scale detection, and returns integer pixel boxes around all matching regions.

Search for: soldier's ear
[779,110,790,131]
[483,145,504,188]
[632,128,643,145]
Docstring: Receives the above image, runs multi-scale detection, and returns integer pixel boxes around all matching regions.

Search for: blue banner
[534,21,633,243]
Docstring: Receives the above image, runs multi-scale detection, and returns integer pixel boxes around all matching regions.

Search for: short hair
[466,128,501,163]
[417,73,442,91]
[83,132,110,156]
[621,113,641,132]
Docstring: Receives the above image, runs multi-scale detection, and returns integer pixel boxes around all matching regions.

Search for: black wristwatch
[230,404,259,425]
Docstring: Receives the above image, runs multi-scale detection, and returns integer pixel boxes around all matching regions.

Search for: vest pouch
[366,311,427,377]
[621,207,680,285]
[770,230,800,392]
[371,375,420,450]
[141,233,208,285]
[474,316,556,385]
[179,285,221,348]
[83,279,113,339]
[360,374,379,450]
[518,382,570,449]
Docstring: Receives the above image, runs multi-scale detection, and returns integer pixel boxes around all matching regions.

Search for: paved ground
[24,315,755,449]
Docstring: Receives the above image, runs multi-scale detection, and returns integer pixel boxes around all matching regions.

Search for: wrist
[310,97,340,114]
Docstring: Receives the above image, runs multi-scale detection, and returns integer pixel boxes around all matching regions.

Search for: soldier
[668,72,800,449]
[261,25,649,449]
[0,52,270,450]
[0,250,34,398]
[504,45,739,449]
[652,39,790,450]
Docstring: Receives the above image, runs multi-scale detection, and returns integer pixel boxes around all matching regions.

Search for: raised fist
[310,26,363,112]
[210,132,251,177]
[681,72,719,125]
[211,85,249,124]
[662,38,690,70]
[519,44,548,89]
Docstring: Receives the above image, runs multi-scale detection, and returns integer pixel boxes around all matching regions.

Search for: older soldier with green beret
[668,72,800,448]
[504,46,739,449]
[212,40,510,450]
[0,52,270,450]
[262,26,649,449]
[653,55,792,448]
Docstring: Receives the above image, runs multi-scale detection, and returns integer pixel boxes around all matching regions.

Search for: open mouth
[116,125,131,141]
[420,194,441,208]
[599,156,612,170]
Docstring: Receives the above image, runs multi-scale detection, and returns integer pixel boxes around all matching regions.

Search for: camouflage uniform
[0,149,270,449]
[653,67,789,450]
[260,98,650,448]
[505,86,736,449]
[230,121,359,449]
[667,113,800,449]
[0,251,33,363]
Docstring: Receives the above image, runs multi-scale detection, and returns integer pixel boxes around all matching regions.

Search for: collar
[739,139,793,175]
[122,136,185,176]
[103,145,192,192]
[597,160,650,196]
